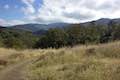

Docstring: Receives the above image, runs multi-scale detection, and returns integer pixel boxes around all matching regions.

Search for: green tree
[35,28,68,48]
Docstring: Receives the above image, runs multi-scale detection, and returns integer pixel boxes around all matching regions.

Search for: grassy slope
[0,48,42,70]
[0,41,120,80]
[26,41,120,80]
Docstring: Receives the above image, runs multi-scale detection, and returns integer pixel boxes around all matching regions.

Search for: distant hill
[1,18,120,35]
[81,18,120,26]
[10,23,70,32]
[33,29,47,36]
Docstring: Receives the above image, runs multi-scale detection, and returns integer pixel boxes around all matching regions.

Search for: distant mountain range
[0,18,120,35]
[10,23,70,32]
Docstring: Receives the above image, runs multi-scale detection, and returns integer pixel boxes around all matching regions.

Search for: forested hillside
[0,28,37,49]
[35,23,120,48]
[0,19,120,49]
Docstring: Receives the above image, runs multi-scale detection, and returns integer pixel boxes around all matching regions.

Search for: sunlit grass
[26,41,120,80]
[0,41,120,80]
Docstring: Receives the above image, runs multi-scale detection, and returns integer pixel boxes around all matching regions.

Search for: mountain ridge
[1,18,120,33]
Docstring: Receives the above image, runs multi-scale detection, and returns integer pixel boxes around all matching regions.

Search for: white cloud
[2,0,120,26]
[4,5,9,9]
[27,0,120,24]
[0,18,25,26]
[22,0,35,4]
[21,0,35,15]
[0,19,6,26]
[8,20,26,26]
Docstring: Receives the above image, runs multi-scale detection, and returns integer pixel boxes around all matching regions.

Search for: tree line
[35,23,120,48]
[0,23,120,49]
[0,28,37,49]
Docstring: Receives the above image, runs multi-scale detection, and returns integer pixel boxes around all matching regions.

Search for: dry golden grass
[25,41,120,80]
[0,48,43,70]
[0,41,120,80]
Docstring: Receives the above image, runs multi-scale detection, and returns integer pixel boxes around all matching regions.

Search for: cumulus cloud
[2,0,120,26]
[21,0,35,15]
[27,0,120,24]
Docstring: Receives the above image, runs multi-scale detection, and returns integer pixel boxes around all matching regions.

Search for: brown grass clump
[0,59,8,66]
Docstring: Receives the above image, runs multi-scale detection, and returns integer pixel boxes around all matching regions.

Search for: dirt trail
[0,59,33,80]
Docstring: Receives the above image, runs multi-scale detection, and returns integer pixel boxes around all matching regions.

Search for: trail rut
[0,59,32,80]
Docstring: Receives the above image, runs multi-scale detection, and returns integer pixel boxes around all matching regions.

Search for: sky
[0,0,120,26]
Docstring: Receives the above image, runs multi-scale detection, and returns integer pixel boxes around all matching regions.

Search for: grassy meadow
[26,41,120,80]
[0,41,120,80]
[0,48,42,70]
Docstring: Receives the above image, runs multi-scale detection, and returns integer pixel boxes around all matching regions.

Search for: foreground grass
[0,48,42,70]
[26,41,120,80]
[0,41,120,80]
